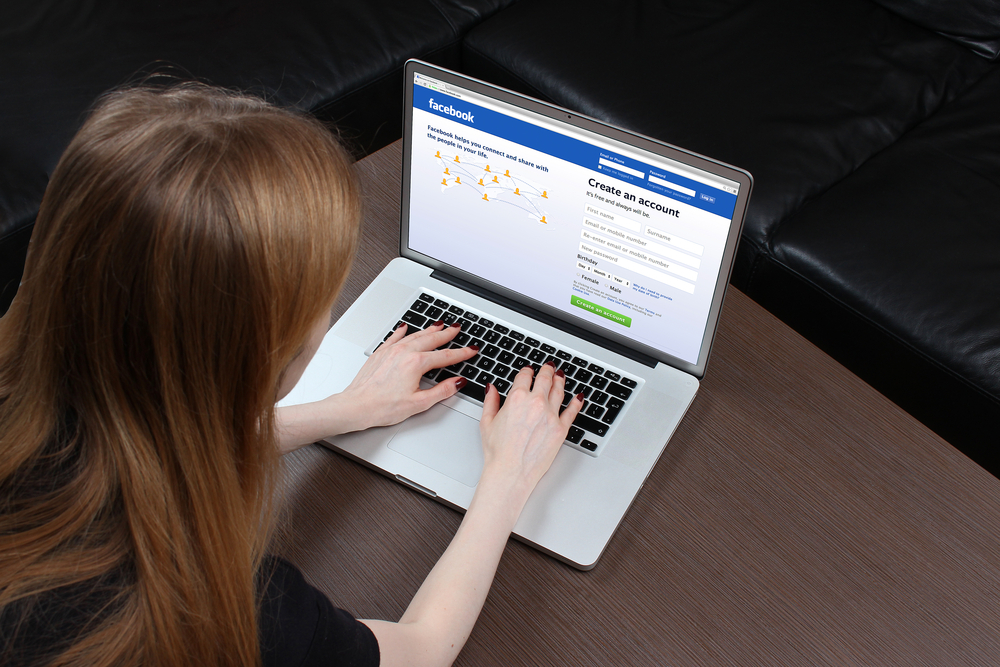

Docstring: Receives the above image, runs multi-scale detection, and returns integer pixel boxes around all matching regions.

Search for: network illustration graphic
[435,150,550,224]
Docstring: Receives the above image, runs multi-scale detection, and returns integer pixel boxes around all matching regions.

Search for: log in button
[570,295,631,327]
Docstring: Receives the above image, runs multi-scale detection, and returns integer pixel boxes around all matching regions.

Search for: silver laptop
[279,60,752,569]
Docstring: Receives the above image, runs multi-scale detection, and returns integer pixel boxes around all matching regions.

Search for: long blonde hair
[0,83,360,666]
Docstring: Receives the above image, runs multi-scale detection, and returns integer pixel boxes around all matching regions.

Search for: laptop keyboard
[371,290,641,457]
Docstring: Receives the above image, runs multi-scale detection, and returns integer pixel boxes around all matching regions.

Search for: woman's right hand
[478,361,584,508]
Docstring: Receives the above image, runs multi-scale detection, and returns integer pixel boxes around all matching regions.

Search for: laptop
[279,60,752,570]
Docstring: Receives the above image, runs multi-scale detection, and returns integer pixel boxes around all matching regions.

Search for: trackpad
[387,404,484,487]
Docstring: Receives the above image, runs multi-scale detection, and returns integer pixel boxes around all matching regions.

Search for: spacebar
[437,371,486,402]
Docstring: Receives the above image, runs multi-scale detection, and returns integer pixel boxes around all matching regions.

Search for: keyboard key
[423,368,438,380]
[585,403,605,419]
[566,426,584,444]
[425,306,443,320]
[590,390,608,405]
[590,376,608,390]
[588,363,605,374]
[541,343,556,354]
[498,351,516,364]
[563,378,577,393]
[528,349,547,363]
[509,331,525,341]
[578,385,593,399]
[469,338,485,350]
[511,357,530,369]
[477,371,495,385]
[574,369,593,384]
[604,370,621,382]
[411,299,428,313]
[621,377,638,389]
[494,379,511,394]
[513,342,532,356]
[526,337,541,347]
[458,381,486,402]
[607,382,632,400]
[419,293,434,303]
[556,350,572,360]
[573,413,608,437]
[460,365,480,380]
[476,357,495,371]
[454,332,470,345]
[482,344,501,358]
[463,311,479,322]
[401,310,426,327]
[493,364,511,378]
[572,356,588,367]
[493,324,509,335]
[508,368,521,381]
[448,305,464,315]
[434,299,449,309]
[469,324,487,337]
[483,330,501,343]
[454,319,469,330]
[498,336,515,350]
[479,318,495,328]
[602,398,624,425]
[441,312,458,325]
[580,440,598,452]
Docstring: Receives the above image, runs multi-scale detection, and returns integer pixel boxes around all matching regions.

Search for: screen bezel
[400,59,753,379]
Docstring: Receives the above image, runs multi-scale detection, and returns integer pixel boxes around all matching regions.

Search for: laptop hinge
[430,269,658,369]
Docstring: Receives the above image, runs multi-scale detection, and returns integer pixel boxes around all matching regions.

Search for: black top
[0,555,380,667]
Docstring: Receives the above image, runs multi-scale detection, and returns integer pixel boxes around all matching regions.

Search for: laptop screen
[402,64,750,372]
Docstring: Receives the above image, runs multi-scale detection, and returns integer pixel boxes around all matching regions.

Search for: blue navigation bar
[412,84,737,219]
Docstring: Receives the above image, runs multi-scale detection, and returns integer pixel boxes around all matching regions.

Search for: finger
[424,342,478,371]
[408,321,462,349]
[559,391,585,427]
[531,360,557,396]
[381,322,408,347]
[548,367,567,409]
[480,382,500,426]
[510,363,535,392]
[413,375,468,412]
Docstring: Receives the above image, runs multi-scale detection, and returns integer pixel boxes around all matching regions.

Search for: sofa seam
[760,256,1000,408]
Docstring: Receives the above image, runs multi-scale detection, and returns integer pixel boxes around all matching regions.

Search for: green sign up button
[570,295,632,327]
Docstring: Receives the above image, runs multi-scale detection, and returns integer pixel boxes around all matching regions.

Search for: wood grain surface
[275,140,1000,666]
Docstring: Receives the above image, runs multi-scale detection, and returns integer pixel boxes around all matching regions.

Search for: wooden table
[274,141,1000,666]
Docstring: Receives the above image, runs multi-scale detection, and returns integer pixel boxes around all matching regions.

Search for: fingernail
[468,344,479,352]
[433,320,444,327]
[486,382,493,394]
[556,369,565,378]
[455,377,468,389]
[576,392,585,401]
[544,360,556,368]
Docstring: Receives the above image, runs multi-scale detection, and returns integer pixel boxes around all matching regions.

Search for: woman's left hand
[275,321,476,453]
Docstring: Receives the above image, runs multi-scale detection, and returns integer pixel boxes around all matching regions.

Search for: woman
[0,83,582,666]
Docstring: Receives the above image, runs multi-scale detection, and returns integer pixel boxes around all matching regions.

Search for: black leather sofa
[2,0,998,475]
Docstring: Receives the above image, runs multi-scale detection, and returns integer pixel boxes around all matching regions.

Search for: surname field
[582,218,701,269]
[578,241,695,294]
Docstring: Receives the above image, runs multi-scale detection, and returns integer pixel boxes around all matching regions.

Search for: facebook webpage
[406,75,739,365]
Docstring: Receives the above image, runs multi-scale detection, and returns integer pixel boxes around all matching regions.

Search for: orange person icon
[540,216,547,223]
[504,169,510,177]
[444,167,450,175]
[455,176,461,184]
[483,193,489,201]
[542,190,548,198]
[478,178,484,185]
[441,178,447,185]
[514,188,520,195]
[435,150,441,158]
[485,165,491,172]
[454,155,460,162]
[492,176,498,183]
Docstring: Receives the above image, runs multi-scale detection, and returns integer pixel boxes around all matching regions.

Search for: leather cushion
[462,0,991,287]
[870,0,1000,60]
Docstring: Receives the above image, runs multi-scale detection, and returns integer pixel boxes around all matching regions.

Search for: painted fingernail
[556,369,565,378]
[455,377,468,389]
[468,344,479,352]
[544,360,556,368]
[576,392,585,401]
[486,382,494,394]
[432,320,444,327]
[451,322,461,328]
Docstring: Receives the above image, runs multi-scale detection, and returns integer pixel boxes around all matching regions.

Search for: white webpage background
[407,108,731,364]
